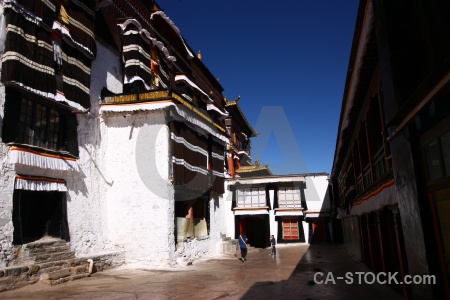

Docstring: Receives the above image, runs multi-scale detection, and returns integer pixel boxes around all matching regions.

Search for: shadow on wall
[308,185,342,244]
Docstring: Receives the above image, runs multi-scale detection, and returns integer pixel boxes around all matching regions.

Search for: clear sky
[158,0,360,175]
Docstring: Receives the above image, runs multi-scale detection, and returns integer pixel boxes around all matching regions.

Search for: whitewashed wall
[0,38,230,267]
[223,182,236,238]
[304,175,330,212]
[0,79,14,266]
[224,175,330,245]
[0,3,16,266]
[101,109,174,266]
[65,41,124,257]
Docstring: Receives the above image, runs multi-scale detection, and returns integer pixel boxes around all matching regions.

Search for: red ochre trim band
[352,179,395,207]
[16,174,65,184]
[10,146,77,161]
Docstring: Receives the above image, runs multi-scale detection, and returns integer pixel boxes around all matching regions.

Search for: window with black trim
[18,97,60,150]
[2,88,79,156]
[236,187,266,207]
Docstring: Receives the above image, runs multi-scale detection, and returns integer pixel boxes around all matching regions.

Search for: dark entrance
[236,215,270,248]
[12,190,69,245]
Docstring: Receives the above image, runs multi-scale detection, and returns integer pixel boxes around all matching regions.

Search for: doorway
[237,215,270,248]
[12,190,69,244]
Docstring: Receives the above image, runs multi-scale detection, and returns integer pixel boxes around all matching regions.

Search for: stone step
[24,239,67,250]
[41,273,91,286]
[26,245,71,256]
[221,236,231,241]
[35,258,86,275]
[40,266,90,286]
[33,251,75,263]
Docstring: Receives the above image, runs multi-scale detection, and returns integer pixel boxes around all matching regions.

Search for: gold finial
[255,159,260,167]
[197,50,202,61]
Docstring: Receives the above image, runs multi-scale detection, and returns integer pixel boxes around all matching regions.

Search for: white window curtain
[15,175,67,192]
[9,146,79,171]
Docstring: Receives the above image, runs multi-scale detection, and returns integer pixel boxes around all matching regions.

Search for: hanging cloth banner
[15,174,67,192]
[170,120,209,192]
[117,18,176,62]
[210,140,225,194]
[9,145,79,171]
[350,179,397,216]
[51,0,96,58]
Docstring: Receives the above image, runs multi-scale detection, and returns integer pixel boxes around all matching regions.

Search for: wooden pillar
[376,211,387,273]
[227,155,235,177]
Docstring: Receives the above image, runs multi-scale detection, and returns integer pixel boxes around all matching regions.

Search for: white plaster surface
[0,17,15,266]
[223,182,236,239]
[224,174,330,244]
[101,110,174,266]
[304,175,330,212]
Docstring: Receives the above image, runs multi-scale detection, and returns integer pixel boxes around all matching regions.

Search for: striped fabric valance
[118,18,176,62]
[122,30,152,90]
[119,18,174,91]
[15,174,67,192]
[59,41,91,109]
[210,140,225,194]
[1,9,56,99]
[169,121,225,194]
[9,145,79,171]
[350,179,397,216]
[170,121,209,192]
[3,0,56,29]
[1,0,95,111]
[51,0,96,58]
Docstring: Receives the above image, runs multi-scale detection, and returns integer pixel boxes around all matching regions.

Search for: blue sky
[158,0,360,175]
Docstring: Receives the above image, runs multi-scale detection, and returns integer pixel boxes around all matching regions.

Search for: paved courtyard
[1,244,402,300]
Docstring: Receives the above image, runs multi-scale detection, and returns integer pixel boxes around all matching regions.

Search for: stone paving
[1,243,403,300]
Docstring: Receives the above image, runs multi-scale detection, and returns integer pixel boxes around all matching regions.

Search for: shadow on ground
[240,244,403,300]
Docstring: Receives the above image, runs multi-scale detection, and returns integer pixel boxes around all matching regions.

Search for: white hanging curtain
[15,175,67,192]
[9,146,79,171]
[350,179,397,216]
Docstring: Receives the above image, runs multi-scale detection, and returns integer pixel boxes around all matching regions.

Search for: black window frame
[2,87,79,156]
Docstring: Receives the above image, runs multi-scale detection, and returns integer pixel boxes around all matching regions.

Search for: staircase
[220,234,257,256]
[10,238,91,286]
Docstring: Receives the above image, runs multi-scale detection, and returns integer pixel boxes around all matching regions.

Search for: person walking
[238,232,248,262]
[269,234,276,256]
